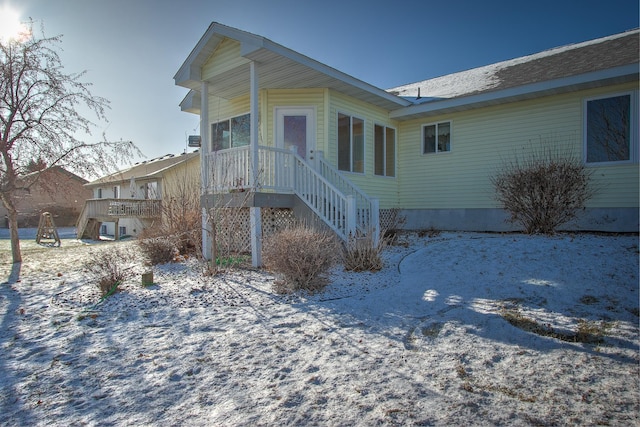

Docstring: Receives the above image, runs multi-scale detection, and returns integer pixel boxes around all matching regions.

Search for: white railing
[204,146,378,243]
[316,152,378,236]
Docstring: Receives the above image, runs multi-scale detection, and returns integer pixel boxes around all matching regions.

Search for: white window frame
[422,120,452,155]
[374,123,396,177]
[337,112,365,174]
[583,91,638,166]
[210,112,251,151]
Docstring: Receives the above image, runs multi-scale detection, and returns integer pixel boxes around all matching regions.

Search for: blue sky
[9,0,640,167]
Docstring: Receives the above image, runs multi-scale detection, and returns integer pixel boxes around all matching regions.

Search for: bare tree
[1,23,139,264]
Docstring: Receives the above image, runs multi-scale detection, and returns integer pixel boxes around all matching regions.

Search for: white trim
[421,120,453,155]
[583,90,639,165]
[274,106,316,160]
[373,123,397,178]
[337,111,366,174]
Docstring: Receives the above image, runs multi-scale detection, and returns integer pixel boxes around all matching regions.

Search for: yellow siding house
[175,23,638,265]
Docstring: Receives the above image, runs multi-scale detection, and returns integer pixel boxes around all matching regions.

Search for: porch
[76,199,161,240]
[201,145,379,245]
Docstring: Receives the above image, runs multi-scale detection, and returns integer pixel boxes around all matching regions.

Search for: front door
[275,107,316,161]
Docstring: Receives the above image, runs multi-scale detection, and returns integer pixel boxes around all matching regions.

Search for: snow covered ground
[0,231,638,426]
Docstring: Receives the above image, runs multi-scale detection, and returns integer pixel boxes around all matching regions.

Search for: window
[145,182,159,199]
[211,113,250,151]
[100,225,107,235]
[423,121,451,154]
[97,188,102,199]
[374,124,396,177]
[119,226,127,236]
[585,93,636,163]
[338,113,364,173]
[113,186,119,199]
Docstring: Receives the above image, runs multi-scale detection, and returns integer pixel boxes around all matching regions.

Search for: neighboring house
[174,23,639,265]
[0,166,91,228]
[77,151,200,240]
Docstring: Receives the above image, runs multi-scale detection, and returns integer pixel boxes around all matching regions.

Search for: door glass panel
[284,115,307,158]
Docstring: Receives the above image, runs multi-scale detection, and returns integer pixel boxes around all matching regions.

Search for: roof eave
[174,22,266,90]
[390,63,639,121]
[174,22,411,110]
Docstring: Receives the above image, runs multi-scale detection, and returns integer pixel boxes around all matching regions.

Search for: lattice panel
[212,207,251,254]
[262,208,295,236]
[379,208,404,231]
[209,207,296,254]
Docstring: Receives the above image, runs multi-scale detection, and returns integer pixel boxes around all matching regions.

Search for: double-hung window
[338,113,364,173]
[211,113,250,151]
[422,121,451,154]
[374,124,396,177]
[585,93,637,164]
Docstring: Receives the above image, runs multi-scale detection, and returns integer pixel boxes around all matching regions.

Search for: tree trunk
[5,201,22,264]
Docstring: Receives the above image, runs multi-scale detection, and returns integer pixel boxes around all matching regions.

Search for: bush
[84,246,134,297]
[263,225,341,293]
[138,237,177,265]
[492,147,593,234]
[343,233,384,272]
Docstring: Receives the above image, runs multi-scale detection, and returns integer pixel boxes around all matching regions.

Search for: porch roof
[174,22,411,112]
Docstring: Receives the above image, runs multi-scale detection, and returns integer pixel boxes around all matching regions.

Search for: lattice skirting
[379,208,404,232]
[209,207,296,254]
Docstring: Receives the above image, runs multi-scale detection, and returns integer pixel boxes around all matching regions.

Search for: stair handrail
[316,152,375,234]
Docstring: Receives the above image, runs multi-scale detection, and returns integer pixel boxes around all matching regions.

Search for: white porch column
[346,195,356,238]
[200,81,212,260]
[249,61,262,267]
[250,207,262,267]
[249,61,259,187]
[370,198,380,247]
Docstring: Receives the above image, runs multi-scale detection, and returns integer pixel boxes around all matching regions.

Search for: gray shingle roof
[389,29,639,102]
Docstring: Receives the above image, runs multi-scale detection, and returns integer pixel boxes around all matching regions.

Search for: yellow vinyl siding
[202,39,250,81]
[264,89,325,150]
[207,94,252,135]
[397,82,638,210]
[328,90,400,208]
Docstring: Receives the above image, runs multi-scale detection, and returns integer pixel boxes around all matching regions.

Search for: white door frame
[274,106,316,160]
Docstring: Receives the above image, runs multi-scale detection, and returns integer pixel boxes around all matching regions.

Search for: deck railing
[76,198,162,239]
[81,198,162,219]
[204,146,378,243]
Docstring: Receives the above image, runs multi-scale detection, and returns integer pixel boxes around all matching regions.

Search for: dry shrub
[139,164,202,257]
[84,246,134,297]
[492,144,593,234]
[263,224,341,293]
[343,233,384,272]
[137,237,177,265]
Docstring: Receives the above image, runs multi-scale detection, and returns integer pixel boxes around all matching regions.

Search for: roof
[21,166,89,185]
[175,22,411,111]
[389,29,639,120]
[86,151,199,187]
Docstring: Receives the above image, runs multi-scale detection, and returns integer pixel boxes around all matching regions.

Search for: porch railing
[204,146,378,243]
